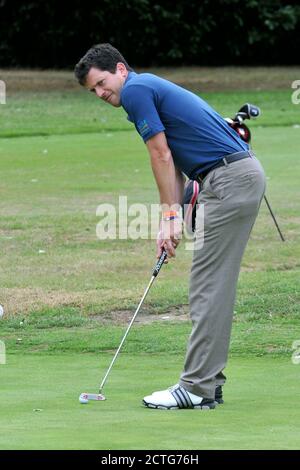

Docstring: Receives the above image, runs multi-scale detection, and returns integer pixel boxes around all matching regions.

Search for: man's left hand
[157,217,183,259]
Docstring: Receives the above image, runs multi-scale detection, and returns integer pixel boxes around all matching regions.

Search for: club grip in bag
[152,250,168,277]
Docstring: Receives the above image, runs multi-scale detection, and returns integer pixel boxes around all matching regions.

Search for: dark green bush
[0,0,299,67]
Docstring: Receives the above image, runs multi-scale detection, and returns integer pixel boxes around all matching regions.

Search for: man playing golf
[75,43,266,410]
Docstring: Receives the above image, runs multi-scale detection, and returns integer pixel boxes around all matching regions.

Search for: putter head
[79,392,106,404]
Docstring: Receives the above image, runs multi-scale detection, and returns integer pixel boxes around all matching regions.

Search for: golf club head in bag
[227,103,261,144]
[236,103,261,121]
[229,103,261,144]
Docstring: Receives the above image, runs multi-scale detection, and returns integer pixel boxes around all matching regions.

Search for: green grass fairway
[0,127,299,316]
[0,69,300,450]
[1,354,299,450]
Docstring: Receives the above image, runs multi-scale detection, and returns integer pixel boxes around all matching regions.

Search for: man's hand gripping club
[156,209,183,262]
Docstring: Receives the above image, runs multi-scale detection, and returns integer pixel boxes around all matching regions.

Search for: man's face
[85,63,128,107]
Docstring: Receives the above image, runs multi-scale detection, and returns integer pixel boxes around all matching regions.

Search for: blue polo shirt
[120,72,249,180]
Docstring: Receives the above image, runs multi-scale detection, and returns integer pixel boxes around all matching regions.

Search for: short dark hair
[74,43,133,85]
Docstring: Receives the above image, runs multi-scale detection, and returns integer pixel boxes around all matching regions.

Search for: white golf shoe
[143,384,216,410]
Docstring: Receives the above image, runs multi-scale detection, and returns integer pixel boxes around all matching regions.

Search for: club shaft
[99,275,156,392]
[264,195,285,242]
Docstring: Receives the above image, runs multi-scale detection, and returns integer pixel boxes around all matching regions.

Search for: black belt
[196,150,254,183]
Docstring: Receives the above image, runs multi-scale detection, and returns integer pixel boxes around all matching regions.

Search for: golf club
[79,249,168,404]
[263,194,285,242]
[235,103,261,121]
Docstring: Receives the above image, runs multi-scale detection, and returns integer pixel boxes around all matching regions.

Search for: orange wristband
[162,210,178,218]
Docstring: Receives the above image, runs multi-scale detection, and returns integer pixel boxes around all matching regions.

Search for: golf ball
[0,305,4,318]
[79,394,88,404]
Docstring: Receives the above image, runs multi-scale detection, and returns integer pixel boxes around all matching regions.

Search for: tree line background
[0,0,299,68]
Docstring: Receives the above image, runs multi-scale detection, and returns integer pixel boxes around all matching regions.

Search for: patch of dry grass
[1,66,299,92]
[1,287,93,316]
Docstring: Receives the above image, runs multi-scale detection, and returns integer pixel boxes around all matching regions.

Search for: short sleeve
[121,85,165,142]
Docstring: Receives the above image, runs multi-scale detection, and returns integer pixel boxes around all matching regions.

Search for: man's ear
[116,62,128,77]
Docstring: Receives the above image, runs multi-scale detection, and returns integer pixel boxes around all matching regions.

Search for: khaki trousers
[179,155,266,398]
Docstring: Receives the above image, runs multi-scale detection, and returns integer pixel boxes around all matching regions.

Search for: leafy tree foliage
[0,0,299,67]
